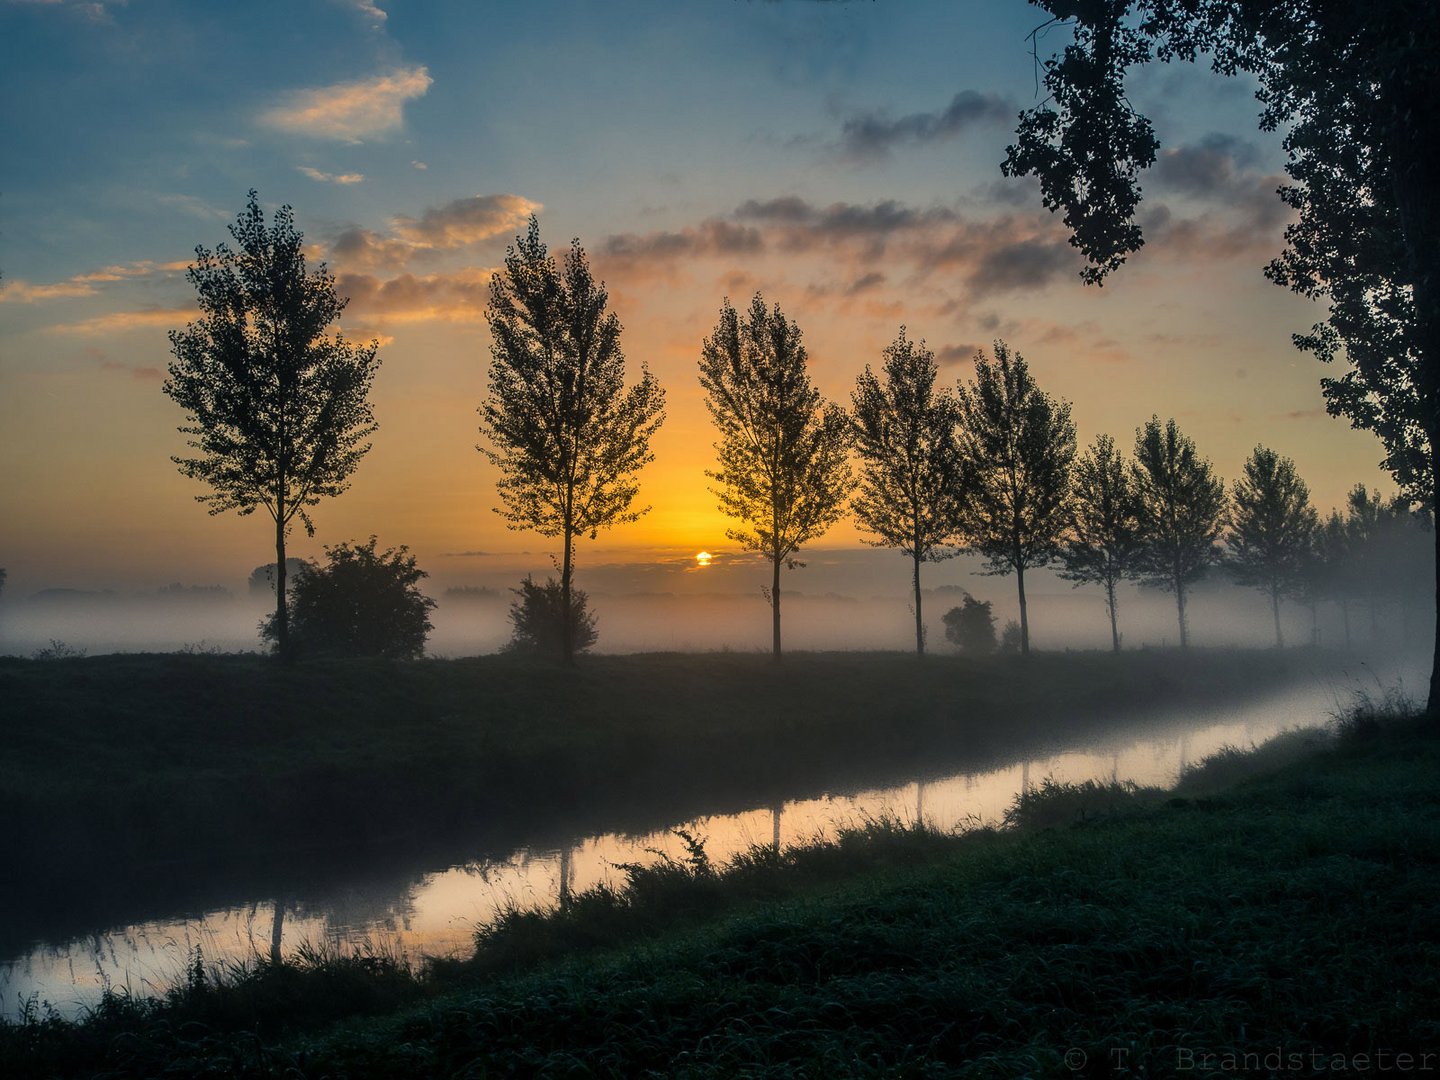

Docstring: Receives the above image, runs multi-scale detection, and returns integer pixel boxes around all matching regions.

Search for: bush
[942,593,996,654]
[261,537,436,659]
[506,575,598,656]
[998,620,1023,654]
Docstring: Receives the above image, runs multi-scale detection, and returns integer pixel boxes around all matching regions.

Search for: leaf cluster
[164,191,380,536]
[699,295,852,565]
[261,537,436,660]
[480,218,665,541]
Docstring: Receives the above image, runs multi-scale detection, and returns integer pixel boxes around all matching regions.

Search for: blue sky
[0,0,1391,593]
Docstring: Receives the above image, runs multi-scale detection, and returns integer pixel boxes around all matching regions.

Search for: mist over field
[2,545,1430,658]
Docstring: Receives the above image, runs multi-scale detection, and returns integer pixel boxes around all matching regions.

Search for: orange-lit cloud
[259,65,432,142]
[100,359,164,380]
[326,193,541,271]
[297,165,365,185]
[54,308,194,335]
[0,278,98,302]
[336,266,495,324]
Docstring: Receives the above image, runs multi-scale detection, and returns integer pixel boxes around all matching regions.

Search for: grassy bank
[5,697,1437,1077]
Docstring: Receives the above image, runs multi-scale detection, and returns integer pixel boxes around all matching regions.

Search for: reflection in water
[0,679,1349,1017]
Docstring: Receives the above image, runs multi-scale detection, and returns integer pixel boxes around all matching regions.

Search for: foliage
[1227,446,1320,645]
[1131,416,1226,647]
[699,294,852,657]
[259,537,435,660]
[1000,0,1440,704]
[941,593,996,654]
[955,341,1076,655]
[506,575,598,656]
[31,639,86,661]
[164,192,380,659]
[1058,434,1142,652]
[479,217,664,663]
[851,328,966,654]
[998,619,1024,654]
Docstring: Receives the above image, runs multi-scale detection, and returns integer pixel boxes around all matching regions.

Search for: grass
[5,696,1438,1078]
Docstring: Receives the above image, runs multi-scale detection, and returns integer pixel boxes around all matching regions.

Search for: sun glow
[695,551,712,567]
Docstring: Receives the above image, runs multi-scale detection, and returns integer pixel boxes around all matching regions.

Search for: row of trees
[163,199,1426,666]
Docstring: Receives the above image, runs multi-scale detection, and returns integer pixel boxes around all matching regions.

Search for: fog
[1,547,1431,657]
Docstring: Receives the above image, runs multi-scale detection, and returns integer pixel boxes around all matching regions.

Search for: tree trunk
[1016,564,1030,656]
[1389,130,1440,717]
[270,899,285,965]
[771,554,782,660]
[273,512,290,662]
[1175,578,1189,649]
[1106,577,1120,653]
[912,550,924,656]
[1271,583,1284,649]
[561,527,575,665]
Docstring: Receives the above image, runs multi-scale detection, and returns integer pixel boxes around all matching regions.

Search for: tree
[1227,446,1320,647]
[261,537,436,659]
[699,294,852,659]
[479,218,665,664]
[851,328,966,655]
[1131,417,1226,648]
[1001,1,1440,707]
[165,191,380,661]
[1058,433,1141,652]
[942,593,997,654]
[955,342,1076,656]
[505,575,599,656]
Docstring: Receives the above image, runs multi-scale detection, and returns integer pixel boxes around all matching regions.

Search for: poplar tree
[1131,417,1227,648]
[851,328,965,655]
[1058,434,1142,652]
[479,217,665,664]
[700,294,852,659]
[1227,446,1320,647]
[956,342,1076,656]
[165,191,380,660]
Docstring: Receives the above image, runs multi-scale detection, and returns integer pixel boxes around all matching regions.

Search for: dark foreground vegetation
[4,691,1436,1077]
[2,648,1336,952]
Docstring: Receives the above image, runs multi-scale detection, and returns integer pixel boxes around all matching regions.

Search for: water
[0,672,1384,1018]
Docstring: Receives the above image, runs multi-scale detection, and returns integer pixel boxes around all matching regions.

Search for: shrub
[506,575,598,656]
[998,619,1023,654]
[261,537,436,659]
[941,593,996,654]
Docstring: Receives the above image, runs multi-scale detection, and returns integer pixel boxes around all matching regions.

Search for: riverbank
[5,694,1435,1077]
[0,648,1370,957]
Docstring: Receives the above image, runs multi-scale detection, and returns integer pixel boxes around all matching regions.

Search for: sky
[0,0,1395,600]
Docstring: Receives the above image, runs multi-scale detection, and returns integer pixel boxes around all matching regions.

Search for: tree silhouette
[851,328,966,655]
[261,537,435,659]
[1002,1,1440,706]
[1227,446,1320,647]
[955,342,1075,656]
[479,218,665,664]
[165,191,380,660]
[1131,417,1226,648]
[1058,434,1141,653]
[506,575,599,657]
[699,295,852,659]
[942,593,997,655]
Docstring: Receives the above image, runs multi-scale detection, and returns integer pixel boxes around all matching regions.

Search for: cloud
[259,65,432,142]
[337,0,386,25]
[1153,133,1263,198]
[936,343,980,367]
[0,278,98,302]
[298,166,365,185]
[54,308,194,335]
[100,359,163,380]
[1,260,188,303]
[601,220,765,264]
[391,193,541,251]
[835,90,1014,162]
[411,160,428,170]
[335,266,495,323]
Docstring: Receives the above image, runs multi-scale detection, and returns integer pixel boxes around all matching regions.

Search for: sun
[695,551,712,568]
